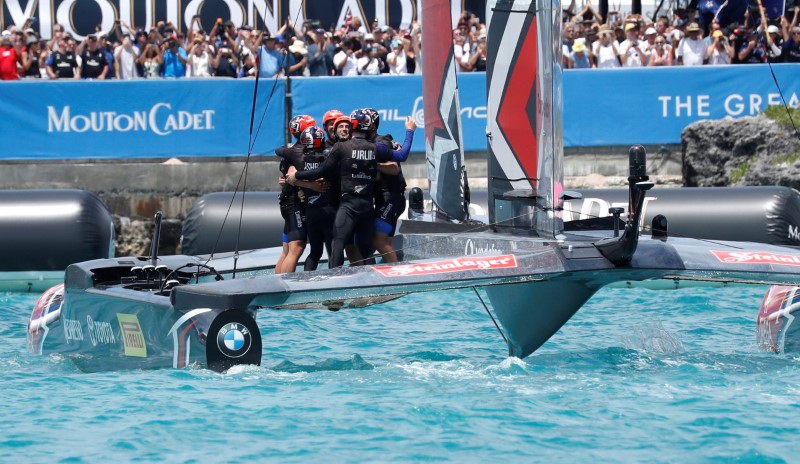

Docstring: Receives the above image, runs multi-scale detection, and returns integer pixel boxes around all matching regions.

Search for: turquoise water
[2,285,799,462]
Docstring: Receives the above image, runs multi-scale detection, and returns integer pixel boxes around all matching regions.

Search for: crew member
[365,108,406,263]
[322,109,346,149]
[296,126,335,271]
[288,110,416,268]
[274,114,316,273]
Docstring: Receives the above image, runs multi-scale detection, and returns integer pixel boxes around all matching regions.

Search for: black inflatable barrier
[563,186,800,246]
[182,187,800,255]
[0,189,115,272]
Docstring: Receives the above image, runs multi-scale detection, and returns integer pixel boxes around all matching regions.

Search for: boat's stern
[28,256,262,372]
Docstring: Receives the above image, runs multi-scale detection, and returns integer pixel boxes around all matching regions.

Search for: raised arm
[376,117,416,162]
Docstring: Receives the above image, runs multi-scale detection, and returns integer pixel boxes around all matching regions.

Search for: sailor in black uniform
[364,108,407,263]
[296,126,336,271]
[274,114,316,273]
[288,110,417,268]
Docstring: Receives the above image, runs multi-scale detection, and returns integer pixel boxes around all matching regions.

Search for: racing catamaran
[28,0,800,372]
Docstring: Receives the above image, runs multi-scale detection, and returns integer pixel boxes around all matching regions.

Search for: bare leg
[278,240,306,273]
[373,232,398,263]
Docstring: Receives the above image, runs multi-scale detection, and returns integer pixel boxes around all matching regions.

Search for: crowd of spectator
[1,5,799,81]
[0,13,426,80]
[563,4,800,68]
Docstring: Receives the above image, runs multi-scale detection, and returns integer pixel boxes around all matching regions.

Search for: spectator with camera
[592,25,620,68]
[255,31,283,78]
[707,30,733,64]
[0,30,22,80]
[784,10,800,63]
[187,36,212,77]
[159,35,188,77]
[115,34,139,78]
[21,34,43,78]
[333,37,360,76]
[78,33,109,79]
[619,22,646,67]
[676,22,707,65]
[210,20,238,76]
[736,28,766,63]
[386,38,408,74]
[45,34,78,79]
[138,43,161,78]
[357,42,384,75]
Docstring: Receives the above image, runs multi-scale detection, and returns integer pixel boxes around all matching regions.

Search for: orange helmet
[322,109,345,126]
[333,115,352,140]
[289,114,317,140]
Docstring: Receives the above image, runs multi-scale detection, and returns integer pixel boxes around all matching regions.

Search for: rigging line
[231,56,266,278]
[474,287,509,346]
[230,5,306,275]
[491,176,539,182]
[203,5,306,269]
[764,59,800,140]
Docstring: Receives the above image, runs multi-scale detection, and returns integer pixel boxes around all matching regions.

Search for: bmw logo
[216,322,252,358]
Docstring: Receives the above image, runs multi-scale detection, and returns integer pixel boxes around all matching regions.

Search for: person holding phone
[160,34,187,77]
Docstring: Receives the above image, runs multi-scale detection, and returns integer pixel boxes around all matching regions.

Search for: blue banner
[291,73,487,153]
[1,65,798,160]
[0,79,285,159]
[563,64,800,147]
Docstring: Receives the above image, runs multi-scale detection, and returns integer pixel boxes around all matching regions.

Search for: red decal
[711,250,800,266]
[373,255,519,277]
[496,20,539,188]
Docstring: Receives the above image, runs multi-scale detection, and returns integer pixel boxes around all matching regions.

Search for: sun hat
[288,38,307,55]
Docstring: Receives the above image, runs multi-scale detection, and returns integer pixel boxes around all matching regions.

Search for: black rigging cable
[202,6,306,276]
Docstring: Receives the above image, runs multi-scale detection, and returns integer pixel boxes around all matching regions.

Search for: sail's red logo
[373,255,518,277]
[711,250,800,266]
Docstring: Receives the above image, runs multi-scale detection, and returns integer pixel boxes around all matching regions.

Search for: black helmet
[349,109,375,132]
[299,126,325,149]
[361,108,380,132]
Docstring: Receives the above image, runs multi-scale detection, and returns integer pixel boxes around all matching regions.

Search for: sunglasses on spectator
[793,32,800,35]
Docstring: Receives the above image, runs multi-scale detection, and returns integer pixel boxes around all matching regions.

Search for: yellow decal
[117,314,147,357]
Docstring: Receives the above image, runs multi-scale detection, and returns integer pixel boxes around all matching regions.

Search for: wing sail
[422,0,470,222]
[486,0,564,237]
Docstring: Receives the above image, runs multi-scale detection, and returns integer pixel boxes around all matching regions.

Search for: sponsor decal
[464,239,501,256]
[63,317,84,344]
[711,250,800,266]
[216,322,252,358]
[117,314,147,358]
[47,104,215,136]
[373,254,518,277]
[87,315,116,346]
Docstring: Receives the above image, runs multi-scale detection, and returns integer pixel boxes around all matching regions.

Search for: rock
[683,115,800,187]
[113,216,183,257]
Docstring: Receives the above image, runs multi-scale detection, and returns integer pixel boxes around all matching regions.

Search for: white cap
[645,27,657,35]
[0,30,11,38]
[364,33,374,41]
[767,25,780,34]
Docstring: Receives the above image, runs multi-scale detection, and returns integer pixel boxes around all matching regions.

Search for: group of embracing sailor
[274,108,417,273]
